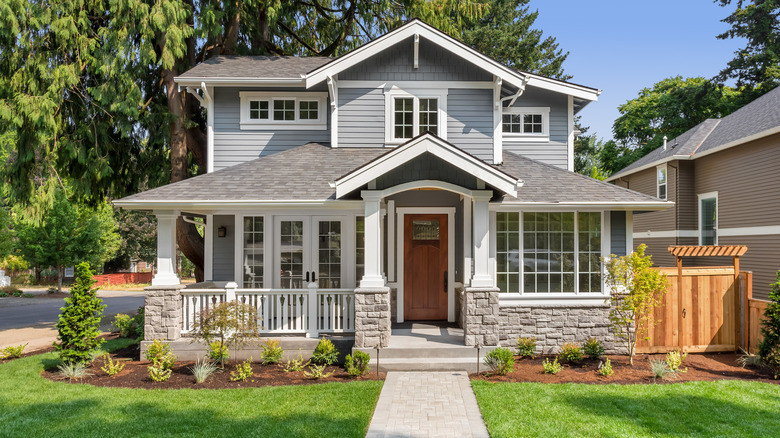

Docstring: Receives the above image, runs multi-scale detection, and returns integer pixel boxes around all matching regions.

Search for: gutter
[606,154,692,182]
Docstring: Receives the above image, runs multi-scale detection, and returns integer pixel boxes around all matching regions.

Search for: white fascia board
[491,201,675,211]
[112,199,361,211]
[524,76,600,102]
[334,135,519,198]
[174,77,306,87]
[690,125,780,160]
[606,155,692,182]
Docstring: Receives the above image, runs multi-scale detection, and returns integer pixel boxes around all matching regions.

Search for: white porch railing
[180,285,355,337]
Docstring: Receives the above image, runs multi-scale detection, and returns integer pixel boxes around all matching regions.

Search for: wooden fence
[93,272,153,287]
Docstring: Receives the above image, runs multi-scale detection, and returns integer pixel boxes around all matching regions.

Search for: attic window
[239,92,327,130]
[502,107,549,141]
[657,165,667,200]
[384,90,446,144]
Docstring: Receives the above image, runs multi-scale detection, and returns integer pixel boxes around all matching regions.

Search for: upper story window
[384,89,446,144]
[699,192,718,245]
[657,165,667,200]
[502,106,549,141]
[240,92,327,130]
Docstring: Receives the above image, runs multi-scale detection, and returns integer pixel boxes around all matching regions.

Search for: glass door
[274,216,346,289]
[314,218,343,289]
[275,217,309,289]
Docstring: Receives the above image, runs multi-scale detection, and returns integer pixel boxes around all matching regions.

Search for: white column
[152,211,180,286]
[462,196,473,287]
[204,214,213,281]
[206,86,215,173]
[360,192,386,288]
[471,193,493,288]
[380,205,387,281]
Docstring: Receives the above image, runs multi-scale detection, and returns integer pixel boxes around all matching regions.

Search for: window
[243,217,264,288]
[657,165,667,200]
[419,98,438,135]
[385,91,446,144]
[239,92,327,130]
[317,221,342,289]
[356,216,365,281]
[394,97,414,139]
[495,211,602,294]
[501,107,550,139]
[699,193,718,245]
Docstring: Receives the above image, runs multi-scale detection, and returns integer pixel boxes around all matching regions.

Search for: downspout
[667,161,679,245]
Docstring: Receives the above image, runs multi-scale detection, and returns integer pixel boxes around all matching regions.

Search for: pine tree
[759,271,780,378]
[55,263,106,363]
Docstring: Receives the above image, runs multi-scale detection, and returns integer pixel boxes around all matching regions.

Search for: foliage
[484,347,515,375]
[104,209,157,272]
[598,358,614,377]
[144,340,176,370]
[260,339,284,365]
[100,354,126,377]
[559,342,583,363]
[190,301,261,368]
[304,363,335,380]
[57,361,92,382]
[46,287,58,294]
[604,244,670,365]
[112,307,144,341]
[542,357,562,374]
[148,363,173,382]
[15,191,120,291]
[0,255,29,283]
[345,351,371,377]
[666,350,688,373]
[759,271,780,378]
[189,358,219,384]
[311,338,339,365]
[284,350,311,372]
[0,207,13,259]
[54,263,105,363]
[0,285,21,295]
[230,357,254,382]
[737,348,764,368]
[208,341,230,363]
[583,338,605,359]
[516,337,537,359]
[650,359,678,382]
[0,343,27,359]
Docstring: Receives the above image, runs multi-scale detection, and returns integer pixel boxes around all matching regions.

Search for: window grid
[243,217,264,288]
[317,221,342,289]
[523,114,543,133]
[419,98,438,135]
[356,216,365,282]
[502,114,522,133]
[394,97,414,139]
[577,212,602,293]
[249,101,269,120]
[279,220,305,289]
[502,112,545,134]
[273,99,295,121]
[496,212,520,293]
[523,212,576,293]
[299,100,319,120]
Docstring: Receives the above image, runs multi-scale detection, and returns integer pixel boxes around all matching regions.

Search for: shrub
[516,337,537,359]
[1,343,27,359]
[345,351,371,377]
[666,350,688,373]
[190,358,218,384]
[584,338,605,359]
[304,363,335,380]
[650,359,678,382]
[284,350,310,372]
[11,291,22,297]
[737,348,763,368]
[230,357,254,382]
[483,347,515,376]
[148,363,172,382]
[0,292,7,297]
[311,338,339,365]
[542,357,563,374]
[190,301,262,368]
[145,339,176,370]
[57,362,92,382]
[54,263,106,363]
[559,342,583,363]
[100,354,126,377]
[208,341,230,363]
[21,293,34,298]
[47,287,58,294]
[260,339,284,365]
[0,285,21,295]
[598,358,614,377]
[759,271,780,379]
[113,307,144,341]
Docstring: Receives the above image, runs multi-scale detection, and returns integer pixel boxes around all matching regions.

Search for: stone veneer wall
[462,287,500,346]
[354,287,391,348]
[144,285,185,342]
[498,304,627,355]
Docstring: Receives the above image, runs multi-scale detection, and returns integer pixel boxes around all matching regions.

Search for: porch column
[470,192,493,288]
[152,211,180,286]
[360,192,385,288]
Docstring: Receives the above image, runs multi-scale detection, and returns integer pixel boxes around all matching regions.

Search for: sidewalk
[366,371,489,438]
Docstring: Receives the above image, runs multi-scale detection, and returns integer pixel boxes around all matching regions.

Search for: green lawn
[0,340,382,438]
[472,380,780,437]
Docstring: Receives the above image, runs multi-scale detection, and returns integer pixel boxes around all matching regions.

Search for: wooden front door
[404,214,448,320]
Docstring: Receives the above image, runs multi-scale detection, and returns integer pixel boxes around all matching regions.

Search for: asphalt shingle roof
[177,56,333,80]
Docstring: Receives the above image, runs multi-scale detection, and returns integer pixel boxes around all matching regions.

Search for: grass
[0,339,383,437]
[472,380,780,437]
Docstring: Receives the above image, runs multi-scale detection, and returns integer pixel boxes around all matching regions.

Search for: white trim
[113,200,363,210]
[462,196,472,287]
[698,191,719,245]
[335,134,520,198]
[492,201,674,211]
[567,96,574,171]
[383,88,447,144]
[327,75,338,148]
[501,106,551,142]
[493,77,503,164]
[626,211,634,255]
[395,207,456,323]
[413,33,419,69]
[233,215,244,284]
[656,164,668,200]
[238,91,327,130]
[499,295,610,307]
[718,225,780,237]
[206,86,215,173]
[387,200,396,282]
[337,80,495,89]
[175,78,305,87]
[632,229,699,239]
[204,214,213,281]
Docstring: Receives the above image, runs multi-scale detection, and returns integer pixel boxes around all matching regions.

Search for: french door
[274,216,346,289]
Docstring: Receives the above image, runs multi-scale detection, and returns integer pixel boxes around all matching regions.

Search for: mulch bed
[471,353,780,384]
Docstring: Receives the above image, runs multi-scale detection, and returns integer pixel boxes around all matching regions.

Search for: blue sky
[531,0,746,141]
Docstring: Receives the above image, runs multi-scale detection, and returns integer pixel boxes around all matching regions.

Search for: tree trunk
[57,265,64,293]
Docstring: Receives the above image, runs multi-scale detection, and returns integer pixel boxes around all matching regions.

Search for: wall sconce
[218,226,227,238]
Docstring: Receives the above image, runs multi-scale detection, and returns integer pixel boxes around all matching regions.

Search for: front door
[404,214,448,320]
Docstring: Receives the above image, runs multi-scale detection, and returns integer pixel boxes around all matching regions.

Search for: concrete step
[354,346,493,359]
[368,357,483,373]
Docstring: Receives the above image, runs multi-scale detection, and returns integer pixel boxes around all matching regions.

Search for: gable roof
[607,85,780,182]
[177,56,332,85]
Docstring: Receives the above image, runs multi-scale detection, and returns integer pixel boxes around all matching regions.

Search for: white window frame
[698,191,719,246]
[239,91,327,130]
[384,88,448,145]
[501,106,550,142]
[657,164,668,200]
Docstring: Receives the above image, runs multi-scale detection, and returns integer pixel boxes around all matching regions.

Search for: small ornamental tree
[190,301,262,368]
[758,271,780,379]
[55,263,106,363]
[604,244,669,365]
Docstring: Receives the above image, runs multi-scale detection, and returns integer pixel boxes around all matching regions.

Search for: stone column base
[144,284,186,342]
[462,286,500,346]
[354,287,391,348]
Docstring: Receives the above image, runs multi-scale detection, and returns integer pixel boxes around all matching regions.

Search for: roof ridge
[687,118,722,156]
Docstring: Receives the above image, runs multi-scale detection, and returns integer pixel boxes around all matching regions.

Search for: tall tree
[104,209,157,272]
[0,207,12,260]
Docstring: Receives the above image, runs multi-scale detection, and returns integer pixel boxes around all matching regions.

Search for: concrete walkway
[366,371,489,438]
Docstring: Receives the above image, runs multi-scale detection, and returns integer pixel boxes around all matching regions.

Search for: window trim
[239,91,327,130]
[698,191,718,246]
[656,164,668,200]
[501,106,550,141]
[383,88,448,145]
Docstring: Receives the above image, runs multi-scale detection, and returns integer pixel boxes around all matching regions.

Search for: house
[114,20,670,359]
[607,86,780,301]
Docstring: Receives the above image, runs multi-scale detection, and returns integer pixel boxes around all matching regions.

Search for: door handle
[443,271,448,293]
[312,271,317,282]
[305,271,310,282]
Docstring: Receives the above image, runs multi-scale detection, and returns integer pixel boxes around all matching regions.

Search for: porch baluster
[307,282,319,338]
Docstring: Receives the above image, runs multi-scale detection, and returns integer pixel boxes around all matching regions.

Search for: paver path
[366,371,489,438]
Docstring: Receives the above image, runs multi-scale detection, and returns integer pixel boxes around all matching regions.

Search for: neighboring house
[115,20,669,355]
[608,86,780,300]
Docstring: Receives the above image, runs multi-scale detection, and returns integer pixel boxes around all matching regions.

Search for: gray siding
[212,215,235,281]
[213,87,330,170]
[503,87,569,169]
[447,88,494,161]
[376,153,480,190]
[338,88,384,147]
[340,37,490,82]
[610,211,627,256]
